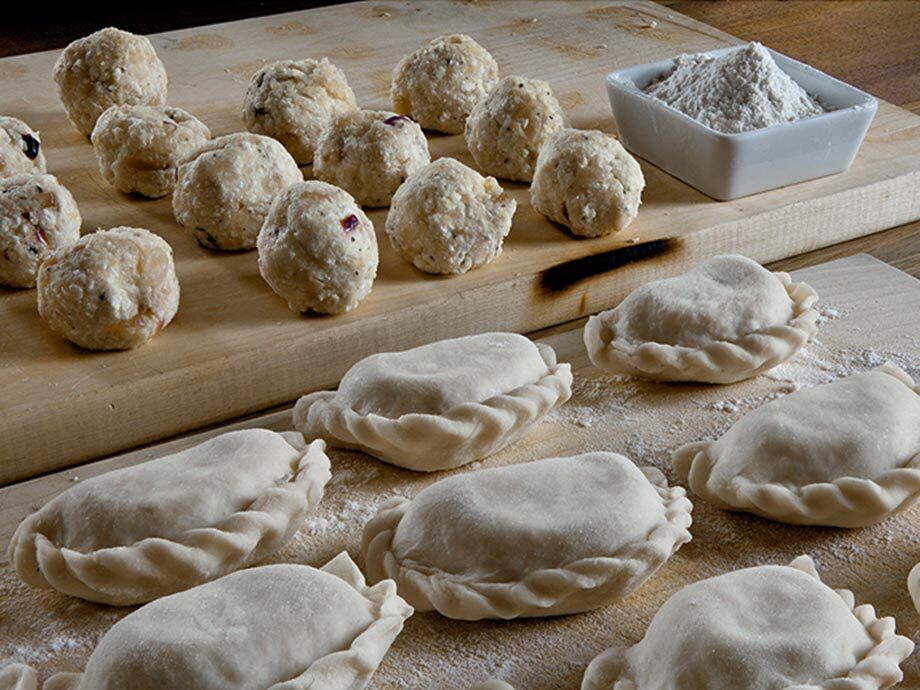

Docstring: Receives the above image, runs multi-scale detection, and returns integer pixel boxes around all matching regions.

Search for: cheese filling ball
[37,227,179,351]
[314,110,430,207]
[385,157,516,275]
[391,34,499,134]
[173,132,302,251]
[243,58,356,164]
[0,116,46,178]
[91,104,211,198]
[258,181,377,315]
[531,128,645,238]
[464,76,565,182]
[53,27,168,137]
[0,174,81,288]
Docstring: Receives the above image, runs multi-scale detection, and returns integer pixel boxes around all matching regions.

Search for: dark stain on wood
[539,238,679,293]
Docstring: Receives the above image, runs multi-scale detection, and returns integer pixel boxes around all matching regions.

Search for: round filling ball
[242,58,356,164]
[391,34,498,134]
[464,75,565,182]
[53,27,168,137]
[91,104,211,198]
[257,181,378,315]
[0,173,81,288]
[37,227,179,350]
[173,132,302,251]
[313,110,430,207]
[385,157,516,275]
[530,128,645,238]
[0,117,46,179]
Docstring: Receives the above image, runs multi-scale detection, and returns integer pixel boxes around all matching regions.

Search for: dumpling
[362,452,692,619]
[910,563,920,615]
[294,332,572,472]
[582,555,914,690]
[584,254,818,383]
[8,429,331,605]
[38,553,412,690]
[673,363,920,527]
[0,664,36,690]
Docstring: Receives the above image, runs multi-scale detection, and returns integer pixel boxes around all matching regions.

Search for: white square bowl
[605,46,878,200]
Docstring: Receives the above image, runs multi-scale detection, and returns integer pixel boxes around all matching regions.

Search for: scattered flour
[645,42,825,134]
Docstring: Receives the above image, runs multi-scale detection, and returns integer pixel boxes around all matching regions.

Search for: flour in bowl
[645,42,826,134]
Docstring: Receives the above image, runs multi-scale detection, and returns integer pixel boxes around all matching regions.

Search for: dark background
[0,2,348,57]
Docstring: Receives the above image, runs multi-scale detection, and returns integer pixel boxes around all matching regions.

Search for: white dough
[173,132,302,250]
[257,180,378,314]
[91,104,210,198]
[909,563,920,615]
[9,429,330,605]
[582,556,914,690]
[363,452,692,620]
[464,75,565,182]
[385,157,516,274]
[531,128,644,238]
[471,682,515,690]
[585,254,819,383]
[314,109,430,207]
[673,363,920,527]
[0,173,81,288]
[391,34,499,134]
[0,116,46,178]
[294,332,572,471]
[39,553,412,690]
[243,58,356,164]
[53,27,168,137]
[0,664,36,690]
[36,226,179,350]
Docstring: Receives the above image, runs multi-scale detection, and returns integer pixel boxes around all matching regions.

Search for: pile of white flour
[645,42,825,133]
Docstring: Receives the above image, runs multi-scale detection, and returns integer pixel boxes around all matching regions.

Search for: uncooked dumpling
[584,254,819,383]
[0,664,36,690]
[673,363,920,527]
[8,429,330,605]
[39,553,412,690]
[582,556,914,690]
[909,563,920,615]
[362,452,692,619]
[294,332,572,471]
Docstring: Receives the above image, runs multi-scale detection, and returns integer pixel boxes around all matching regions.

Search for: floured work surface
[1,254,918,687]
[2,1,920,483]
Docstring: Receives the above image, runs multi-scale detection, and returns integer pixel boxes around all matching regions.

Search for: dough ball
[258,181,377,314]
[243,58,356,164]
[0,173,81,288]
[530,128,644,238]
[385,157,516,275]
[391,34,499,134]
[37,227,179,350]
[464,76,565,182]
[0,116,46,178]
[53,27,168,137]
[173,132,302,251]
[314,110,430,207]
[91,104,211,198]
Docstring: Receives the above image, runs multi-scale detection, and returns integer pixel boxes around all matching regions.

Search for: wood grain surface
[2,253,917,687]
[3,0,920,485]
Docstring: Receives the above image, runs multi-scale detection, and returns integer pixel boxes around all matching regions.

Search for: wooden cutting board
[2,1,920,484]
[1,253,917,687]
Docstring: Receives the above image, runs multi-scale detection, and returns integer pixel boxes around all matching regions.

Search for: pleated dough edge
[360,465,693,620]
[671,363,920,528]
[293,342,573,472]
[580,555,916,690]
[7,436,332,606]
[583,270,819,384]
